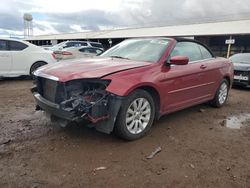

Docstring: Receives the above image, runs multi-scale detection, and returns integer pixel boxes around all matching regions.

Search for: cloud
[0,0,250,37]
[45,10,123,31]
[0,28,23,38]
[119,0,250,27]
[31,9,125,35]
[0,13,23,31]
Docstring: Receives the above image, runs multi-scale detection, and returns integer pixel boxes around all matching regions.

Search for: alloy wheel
[218,82,228,105]
[125,98,151,134]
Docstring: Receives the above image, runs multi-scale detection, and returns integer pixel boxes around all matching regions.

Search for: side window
[198,44,213,59]
[80,42,88,46]
[79,48,96,53]
[88,48,98,54]
[9,41,28,51]
[0,40,8,51]
[74,42,82,47]
[80,48,103,54]
[64,42,74,48]
[170,42,202,62]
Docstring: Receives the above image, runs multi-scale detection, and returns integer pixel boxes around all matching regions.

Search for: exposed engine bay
[60,80,110,122]
[32,78,123,134]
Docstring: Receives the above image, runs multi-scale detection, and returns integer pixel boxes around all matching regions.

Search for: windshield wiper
[110,55,130,60]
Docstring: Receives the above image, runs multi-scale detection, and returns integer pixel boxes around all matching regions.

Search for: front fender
[105,78,160,97]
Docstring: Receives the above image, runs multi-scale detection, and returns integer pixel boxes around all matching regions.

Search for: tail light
[62,51,73,56]
[52,52,56,59]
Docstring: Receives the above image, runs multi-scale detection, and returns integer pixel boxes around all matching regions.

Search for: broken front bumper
[32,88,124,134]
[33,92,77,121]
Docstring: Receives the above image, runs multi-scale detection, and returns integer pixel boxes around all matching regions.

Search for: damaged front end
[31,77,123,134]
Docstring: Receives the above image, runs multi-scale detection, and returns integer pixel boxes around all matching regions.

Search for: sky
[0,0,250,37]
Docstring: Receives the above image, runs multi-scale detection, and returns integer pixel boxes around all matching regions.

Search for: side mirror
[169,56,189,65]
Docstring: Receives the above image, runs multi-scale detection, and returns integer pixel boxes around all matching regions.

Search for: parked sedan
[229,53,250,87]
[0,38,56,77]
[32,38,233,140]
[54,47,103,60]
[48,40,104,51]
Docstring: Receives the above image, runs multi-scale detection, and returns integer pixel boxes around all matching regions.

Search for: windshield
[229,53,250,64]
[101,39,170,62]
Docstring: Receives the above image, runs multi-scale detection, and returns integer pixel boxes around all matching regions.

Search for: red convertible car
[32,38,234,140]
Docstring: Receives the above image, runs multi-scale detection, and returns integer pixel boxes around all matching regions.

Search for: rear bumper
[33,92,77,121]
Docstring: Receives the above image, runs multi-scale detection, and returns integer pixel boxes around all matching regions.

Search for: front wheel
[115,89,155,140]
[211,79,229,107]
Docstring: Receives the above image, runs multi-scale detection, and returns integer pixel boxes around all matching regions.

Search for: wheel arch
[127,85,161,120]
[223,75,231,87]
[29,61,48,75]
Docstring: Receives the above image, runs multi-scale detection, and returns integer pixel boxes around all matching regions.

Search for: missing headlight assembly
[60,79,111,123]
[32,78,123,134]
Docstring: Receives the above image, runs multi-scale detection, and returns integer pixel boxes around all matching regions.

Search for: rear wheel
[211,79,229,107]
[30,61,47,78]
[115,89,155,140]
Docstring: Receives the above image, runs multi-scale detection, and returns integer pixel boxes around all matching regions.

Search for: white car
[0,38,56,77]
[48,40,104,51]
[54,47,103,60]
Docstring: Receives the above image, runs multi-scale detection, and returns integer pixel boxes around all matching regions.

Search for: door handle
[200,65,207,69]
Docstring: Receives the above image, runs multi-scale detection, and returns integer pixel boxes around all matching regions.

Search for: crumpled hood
[35,57,152,82]
[233,62,250,71]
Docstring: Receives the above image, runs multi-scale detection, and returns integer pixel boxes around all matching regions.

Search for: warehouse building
[26,19,250,57]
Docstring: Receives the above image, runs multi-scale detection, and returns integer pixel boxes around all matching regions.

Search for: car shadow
[155,103,210,126]
[0,76,32,81]
[232,85,250,91]
[59,121,124,143]
[57,103,211,143]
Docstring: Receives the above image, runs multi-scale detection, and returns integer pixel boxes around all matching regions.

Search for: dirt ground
[0,79,250,188]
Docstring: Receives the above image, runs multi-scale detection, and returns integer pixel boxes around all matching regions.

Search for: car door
[195,43,219,97]
[0,40,12,76]
[162,41,211,112]
[9,40,29,75]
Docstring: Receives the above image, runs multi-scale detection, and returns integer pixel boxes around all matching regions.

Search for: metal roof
[26,19,250,41]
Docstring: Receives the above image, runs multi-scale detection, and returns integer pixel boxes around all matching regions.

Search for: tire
[30,61,47,78]
[115,89,155,140]
[211,79,229,108]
